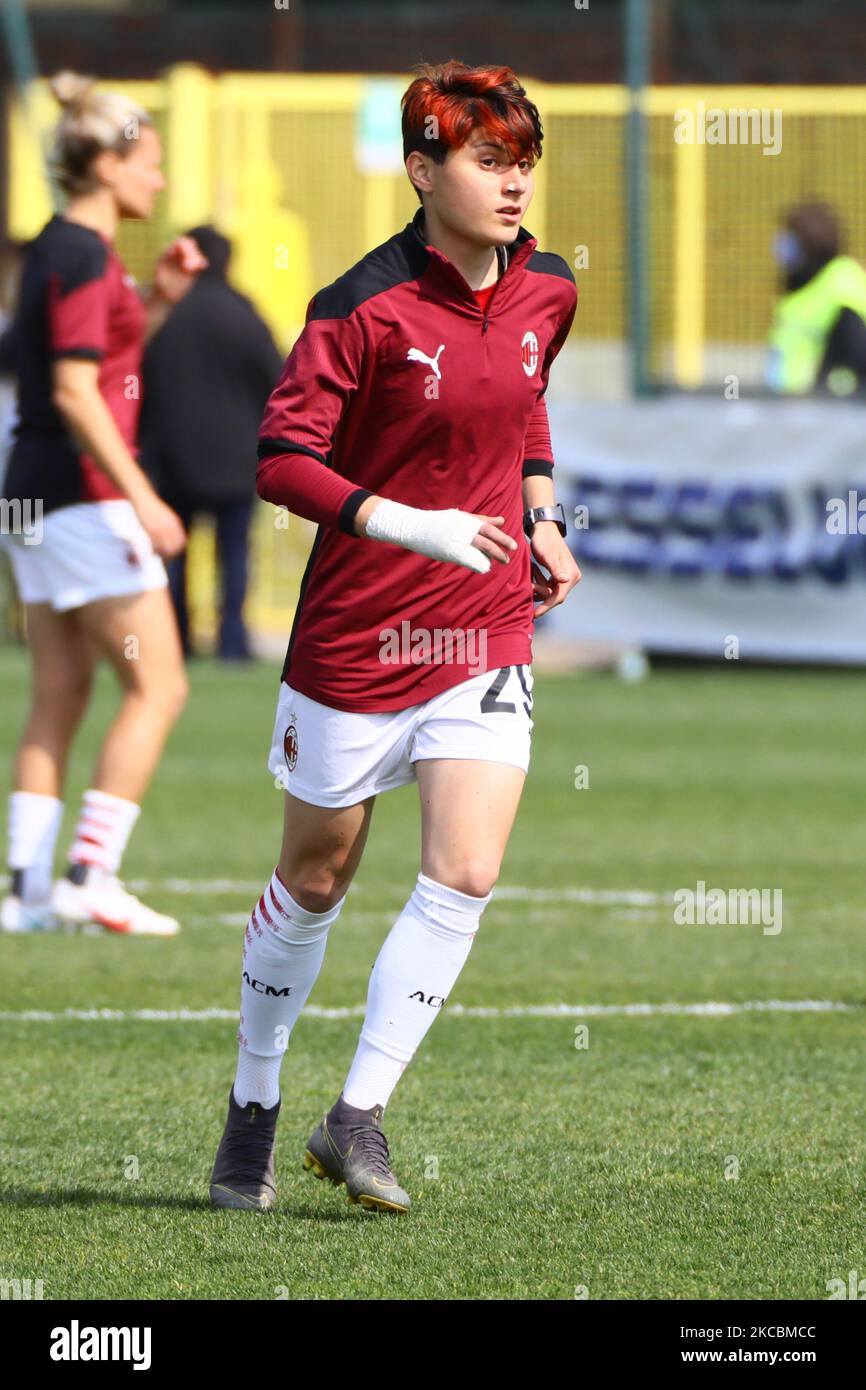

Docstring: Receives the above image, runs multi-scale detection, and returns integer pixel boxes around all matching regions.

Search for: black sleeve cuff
[522,458,554,479]
[257,437,327,464]
[50,347,105,362]
[338,487,375,536]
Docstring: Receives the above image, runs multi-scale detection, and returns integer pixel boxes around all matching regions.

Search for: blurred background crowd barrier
[547,396,866,662]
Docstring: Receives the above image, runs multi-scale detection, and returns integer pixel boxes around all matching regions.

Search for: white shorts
[267,663,535,807]
[2,499,167,611]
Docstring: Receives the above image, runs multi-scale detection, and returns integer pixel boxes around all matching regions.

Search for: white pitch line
[121,880,665,905]
[204,910,402,929]
[0,1000,854,1023]
[0,875,671,905]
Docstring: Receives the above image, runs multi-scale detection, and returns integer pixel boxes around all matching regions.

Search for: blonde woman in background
[0,71,206,935]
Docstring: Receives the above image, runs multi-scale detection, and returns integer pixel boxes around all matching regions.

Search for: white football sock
[232,1050,284,1113]
[7,791,64,904]
[68,788,140,876]
[233,869,346,1108]
[342,872,491,1111]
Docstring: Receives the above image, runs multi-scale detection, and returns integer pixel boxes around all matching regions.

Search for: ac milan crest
[521,330,539,376]
[283,724,299,772]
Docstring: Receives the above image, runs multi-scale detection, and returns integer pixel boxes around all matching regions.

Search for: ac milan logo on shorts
[521,330,539,376]
[283,724,299,772]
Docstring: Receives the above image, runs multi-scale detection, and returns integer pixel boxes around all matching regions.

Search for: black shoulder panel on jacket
[41,218,109,295]
[307,227,428,322]
[524,251,576,286]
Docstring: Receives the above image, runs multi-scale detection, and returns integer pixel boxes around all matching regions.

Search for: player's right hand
[360,497,516,575]
[468,514,519,566]
[153,235,209,305]
[135,493,187,559]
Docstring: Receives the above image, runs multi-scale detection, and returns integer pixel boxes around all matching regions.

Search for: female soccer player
[1,71,205,936]
[210,61,581,1211]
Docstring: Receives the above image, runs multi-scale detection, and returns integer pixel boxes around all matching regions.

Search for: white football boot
[1,895,58,933]
[51,872,180,937]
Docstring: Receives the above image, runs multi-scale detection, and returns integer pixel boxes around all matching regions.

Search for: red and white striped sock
[233,868,346,1108]
[68,789,141,877]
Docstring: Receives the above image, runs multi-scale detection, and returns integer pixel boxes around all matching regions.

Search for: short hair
[786,203,842,263]
[401,60,543,203]
[185,224,232,277]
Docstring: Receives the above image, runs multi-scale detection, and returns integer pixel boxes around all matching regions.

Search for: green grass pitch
[0,649,863,1299]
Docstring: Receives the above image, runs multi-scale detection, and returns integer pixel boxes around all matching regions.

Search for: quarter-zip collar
[406,206,537,308]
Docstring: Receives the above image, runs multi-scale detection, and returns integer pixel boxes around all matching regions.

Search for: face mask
[773,231,805,271]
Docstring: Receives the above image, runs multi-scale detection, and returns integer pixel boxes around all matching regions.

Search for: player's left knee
[441,860,500,900]
[152,671,190,722]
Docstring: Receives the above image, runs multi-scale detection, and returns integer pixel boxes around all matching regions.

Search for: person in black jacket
[140,225,283,659]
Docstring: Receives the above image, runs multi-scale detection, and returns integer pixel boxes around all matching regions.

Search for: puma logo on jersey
[406,344,445,379]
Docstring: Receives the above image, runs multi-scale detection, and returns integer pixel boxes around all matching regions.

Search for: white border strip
[0,1000,853,1023]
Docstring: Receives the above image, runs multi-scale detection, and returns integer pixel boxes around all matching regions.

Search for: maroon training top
[257,206,577,712]
[5,213,146,515]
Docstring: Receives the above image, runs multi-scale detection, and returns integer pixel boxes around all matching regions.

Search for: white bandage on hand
[363,498,491,574]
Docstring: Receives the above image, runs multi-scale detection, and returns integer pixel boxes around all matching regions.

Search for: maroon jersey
[4,213,146,515]
[258,207,577,712]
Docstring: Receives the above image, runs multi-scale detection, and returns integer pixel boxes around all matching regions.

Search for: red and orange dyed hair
[401,60,543,202]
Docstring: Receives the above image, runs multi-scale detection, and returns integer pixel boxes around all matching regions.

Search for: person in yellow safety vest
[766,203,866,398]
